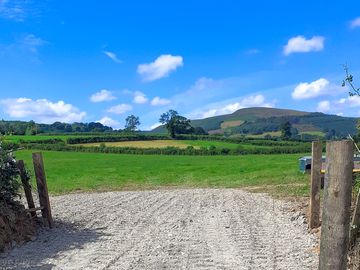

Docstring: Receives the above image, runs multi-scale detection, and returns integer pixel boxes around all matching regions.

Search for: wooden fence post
[17,160,36,218]
[309,141,322,229]
[319,140,353,270]
[32,152,53,228]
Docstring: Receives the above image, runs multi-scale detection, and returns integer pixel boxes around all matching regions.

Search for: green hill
[152,107,358,138]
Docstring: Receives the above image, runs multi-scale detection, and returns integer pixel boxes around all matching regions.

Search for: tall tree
[280,121,292,140]
[125,115,140,132]
[159,110,193,138]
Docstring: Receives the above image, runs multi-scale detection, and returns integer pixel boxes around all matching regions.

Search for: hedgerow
[23,142,311,155]
[66,134,170,144]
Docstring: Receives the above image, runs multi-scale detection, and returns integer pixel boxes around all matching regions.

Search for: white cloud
[0,34,46,61]
[20,34,46,53]
[350,17,360,29]
[103,51,122,63]
[107,103,132,114]
[90,89,116,103]
[133,91,148,104]
[199,94,275,118]
[245,49,261,55]
[284,36,325,55]
[137,54,183,81]
[291,78,342,100]
[150,123,162,130]
[0,98,86,123]
[317,100,330,112]
[97,116,120,129]
[0,0,26,21]
[150,96,171,106]
[336,96,360,107]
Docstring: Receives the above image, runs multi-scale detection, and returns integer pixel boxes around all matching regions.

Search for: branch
[343,64,360,96]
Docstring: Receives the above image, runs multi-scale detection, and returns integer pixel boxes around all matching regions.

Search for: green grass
[76,139,246,149]
[76,139,272,150]
[16,150,310,197]
[299,131,325,137]
[4,134,84,142]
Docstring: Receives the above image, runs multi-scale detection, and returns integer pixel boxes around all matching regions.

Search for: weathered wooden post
[319,140,353,270]
[309,141,322,229]
[32,152,53,228]
[17,160,36,218]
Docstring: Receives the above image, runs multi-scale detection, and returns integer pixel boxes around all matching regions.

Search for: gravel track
[1,189,318,269]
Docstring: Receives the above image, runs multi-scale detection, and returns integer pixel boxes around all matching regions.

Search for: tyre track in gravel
[0,189,318,270]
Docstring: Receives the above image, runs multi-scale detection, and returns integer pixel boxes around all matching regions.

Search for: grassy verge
[16,150,310,197]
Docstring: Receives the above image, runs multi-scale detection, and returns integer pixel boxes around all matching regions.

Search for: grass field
[4,134,88,142]
[246,131,282,138]
[76,139,267,150]
[16,150,310,197]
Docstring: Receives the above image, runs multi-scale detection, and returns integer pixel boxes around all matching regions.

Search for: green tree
[25,120,38,135]
[125,115,140,132]
[159,110,194,138]
[280,121,292,140]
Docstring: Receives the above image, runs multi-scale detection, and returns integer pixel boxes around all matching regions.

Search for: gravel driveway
[1,189,318,269]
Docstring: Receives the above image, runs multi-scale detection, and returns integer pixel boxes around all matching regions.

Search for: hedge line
[67,134,170,144]
[23,143,311,155]
[65,133,310,147]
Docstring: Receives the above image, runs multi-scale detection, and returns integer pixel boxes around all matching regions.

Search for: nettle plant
[343,65,360,96]
[0,138,21,204]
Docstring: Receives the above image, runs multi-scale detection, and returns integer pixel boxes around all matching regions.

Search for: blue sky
[1,0,360,130]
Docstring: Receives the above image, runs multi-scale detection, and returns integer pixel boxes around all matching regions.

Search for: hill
[152,107,358,138]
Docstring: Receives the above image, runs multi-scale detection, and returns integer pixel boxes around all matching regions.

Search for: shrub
[0,140,21,204]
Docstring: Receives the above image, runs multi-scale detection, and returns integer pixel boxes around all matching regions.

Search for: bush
[0,140,21,204]
[23,141,311,156]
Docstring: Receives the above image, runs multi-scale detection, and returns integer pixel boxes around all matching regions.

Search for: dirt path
[1,189,318,269]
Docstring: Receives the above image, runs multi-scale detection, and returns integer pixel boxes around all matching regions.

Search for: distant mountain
[151,107,358,138]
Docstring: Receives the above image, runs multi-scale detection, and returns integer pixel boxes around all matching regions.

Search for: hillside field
[16,150,310,197]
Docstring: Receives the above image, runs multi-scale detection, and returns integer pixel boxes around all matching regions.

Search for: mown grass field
[76,139,269,150]
[16,150,310,197]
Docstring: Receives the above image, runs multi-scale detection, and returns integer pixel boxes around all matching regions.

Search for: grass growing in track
[16,150,310,197]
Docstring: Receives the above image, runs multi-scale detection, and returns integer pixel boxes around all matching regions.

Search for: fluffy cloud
[133,91,148,104]
[336,96,360,107]
[137,54,183,81]
[200,94,274,118]
[90,89,116,103]
[317,100,330,112]
[350,17,360,29]
[0,98,86,123]
[103,51,122,63]
[97,116,120,129]
[150,97,171,106]
[284,36,325,55]
[291,78,342,100]
[107,103,132,114]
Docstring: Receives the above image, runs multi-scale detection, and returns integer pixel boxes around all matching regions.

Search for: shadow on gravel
[0,219,105,270]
